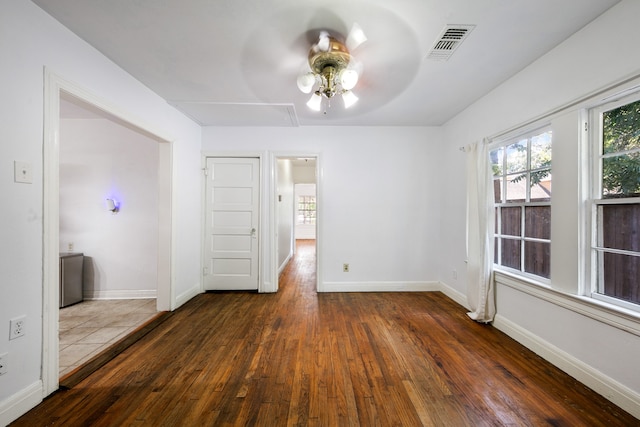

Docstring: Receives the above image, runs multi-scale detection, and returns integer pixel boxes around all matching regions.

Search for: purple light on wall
[106,198,120,213]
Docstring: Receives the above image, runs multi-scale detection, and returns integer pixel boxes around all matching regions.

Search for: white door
[204,157,260,290]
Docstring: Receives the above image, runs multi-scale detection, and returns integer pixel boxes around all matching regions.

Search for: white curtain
[465,140,496,323]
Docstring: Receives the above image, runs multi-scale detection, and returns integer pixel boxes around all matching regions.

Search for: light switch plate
[14,161,32,184]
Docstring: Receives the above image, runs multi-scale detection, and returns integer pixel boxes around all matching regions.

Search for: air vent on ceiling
[426,25,475,61]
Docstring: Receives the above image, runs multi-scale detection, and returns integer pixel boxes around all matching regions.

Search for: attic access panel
[172,102,299,127]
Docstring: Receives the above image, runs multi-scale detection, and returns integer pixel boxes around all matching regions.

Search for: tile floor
[59,299,157,377]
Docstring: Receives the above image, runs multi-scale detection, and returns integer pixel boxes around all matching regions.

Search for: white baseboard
[437,281,470,310]
[278,252,293,276]
[84,289,157,300]
[493,313,640,419]
[175,283,202,310]
[321,281,440,292]
[0,380,42,426]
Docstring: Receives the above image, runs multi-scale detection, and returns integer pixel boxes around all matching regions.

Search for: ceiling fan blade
[314,30,331,52]
[240,4,419,116]
[346,23,367,51]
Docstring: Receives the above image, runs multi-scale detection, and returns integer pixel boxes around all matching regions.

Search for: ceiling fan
[296,25,367,113]
[240,5,421,119]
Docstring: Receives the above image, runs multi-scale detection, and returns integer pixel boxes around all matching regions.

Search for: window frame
[297,195,316,225]
[491,125,553,283]
[480,77,640,338]
[588,92,640,312]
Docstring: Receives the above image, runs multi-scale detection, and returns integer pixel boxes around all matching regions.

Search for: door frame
[42,69,174,396]
[201,153,264,291]
[271,153,321,293]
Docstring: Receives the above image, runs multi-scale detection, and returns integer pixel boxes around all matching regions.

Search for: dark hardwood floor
[13,240,638,426]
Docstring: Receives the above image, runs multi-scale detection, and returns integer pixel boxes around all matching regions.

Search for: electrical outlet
[0,353,7,375]
[9,316,26,340]
[343,263,349,273]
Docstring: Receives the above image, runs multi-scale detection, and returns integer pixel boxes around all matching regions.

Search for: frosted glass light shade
[339,69,359,90]
[342,91,358,109]
[306,93,322,111]
[297,73,316,93]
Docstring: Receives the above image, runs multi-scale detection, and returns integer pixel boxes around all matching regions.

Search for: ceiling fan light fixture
[298,33,362,112]
[339,69,358,90]
[306,92,322,111]
[297,72,316,93]
[342,90,358,109]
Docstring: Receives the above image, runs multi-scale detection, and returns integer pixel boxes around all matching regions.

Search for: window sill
[494,269,640,337]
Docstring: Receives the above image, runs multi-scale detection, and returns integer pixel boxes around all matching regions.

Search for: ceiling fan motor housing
[308,36,352,98]
[308,36,352,73]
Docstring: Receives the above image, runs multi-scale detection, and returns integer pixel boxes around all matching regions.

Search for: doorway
[274,156,319,292]
[57,94,162,378]
[42,70,173,395]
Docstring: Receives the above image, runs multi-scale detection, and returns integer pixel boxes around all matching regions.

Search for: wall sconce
[106,198,120,213]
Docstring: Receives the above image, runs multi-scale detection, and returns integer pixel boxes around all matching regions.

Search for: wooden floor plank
[11,240,639,426]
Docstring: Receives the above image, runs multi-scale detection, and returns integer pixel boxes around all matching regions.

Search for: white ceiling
[33,0,620,127]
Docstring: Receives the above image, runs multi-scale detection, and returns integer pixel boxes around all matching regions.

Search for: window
[297,195,316,225]
[590,96,640,308]
[491,128,552,279]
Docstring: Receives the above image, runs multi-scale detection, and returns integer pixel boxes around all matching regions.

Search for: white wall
[440,0,640,416]
[276,159,294,273]
[0,1,201,423]
[202,126,443,292]
[293,164,316,184]
[60,118,159,299]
